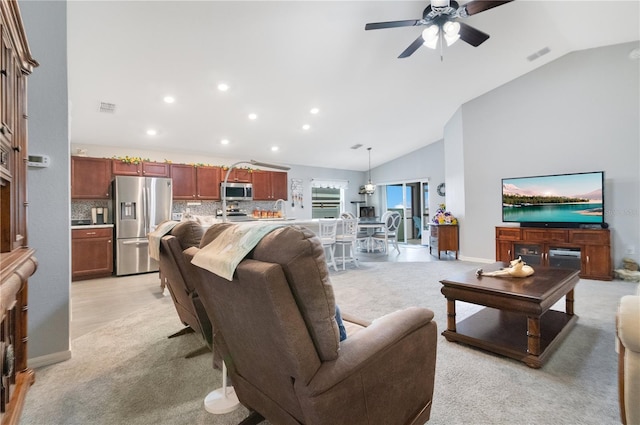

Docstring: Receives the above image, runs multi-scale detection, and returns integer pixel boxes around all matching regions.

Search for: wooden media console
[495,226,612,281]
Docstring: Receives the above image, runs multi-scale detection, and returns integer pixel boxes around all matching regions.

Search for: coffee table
[440,264,580,368]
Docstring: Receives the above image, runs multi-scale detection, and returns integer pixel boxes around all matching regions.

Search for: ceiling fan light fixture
[431,0,449,11]
[422,26,439,49]
[444,32,460,46]
[443,21,460,36]
[443,21,460,46]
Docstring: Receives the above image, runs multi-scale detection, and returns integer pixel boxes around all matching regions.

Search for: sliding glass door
[383,180,429,245]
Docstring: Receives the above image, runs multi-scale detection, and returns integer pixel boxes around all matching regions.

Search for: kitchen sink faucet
[273,199,287,219]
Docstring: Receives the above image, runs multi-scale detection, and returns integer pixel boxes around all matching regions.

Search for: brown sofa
[159,221,212,358]
[187,223,438,425]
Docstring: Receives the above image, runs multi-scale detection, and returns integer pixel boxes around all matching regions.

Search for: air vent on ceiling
[350,144,363,150]
[527,46,551,62]
[98,102,116,113]
[629,48,640,60]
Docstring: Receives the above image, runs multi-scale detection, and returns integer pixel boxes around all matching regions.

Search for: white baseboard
[28,350,72,369]
[458,255,495,264]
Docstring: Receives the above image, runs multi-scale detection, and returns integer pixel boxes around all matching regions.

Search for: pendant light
[364,147,376,195]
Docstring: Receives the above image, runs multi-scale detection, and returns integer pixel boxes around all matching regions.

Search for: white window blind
[310,179,349,189]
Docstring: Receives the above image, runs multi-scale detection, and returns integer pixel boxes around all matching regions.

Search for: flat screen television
[502,171,604,228]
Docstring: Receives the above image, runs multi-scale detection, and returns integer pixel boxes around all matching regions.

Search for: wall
[20,0,72,365]
[450,41,640,266]
[369,140,445,220]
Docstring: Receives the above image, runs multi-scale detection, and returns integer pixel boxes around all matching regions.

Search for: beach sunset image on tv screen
[502,172,604,224]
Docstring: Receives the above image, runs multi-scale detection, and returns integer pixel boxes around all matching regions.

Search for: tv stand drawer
[569,229,610,245]
[522,229,567,243]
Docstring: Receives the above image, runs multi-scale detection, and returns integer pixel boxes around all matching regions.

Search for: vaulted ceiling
[67,1,640,171]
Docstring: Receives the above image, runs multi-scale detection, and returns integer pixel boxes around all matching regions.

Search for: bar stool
[318,219,338,272]
[335,218,359,270]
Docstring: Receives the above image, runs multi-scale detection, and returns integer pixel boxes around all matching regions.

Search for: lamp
[422,25,440,49]
[364,147,375,195]
[443,21,461,46]
[422,20,460,50]
[222,159,291,222]
[207,158,291,415]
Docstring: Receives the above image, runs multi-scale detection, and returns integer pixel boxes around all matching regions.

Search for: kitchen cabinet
[429,224,459,259]
[171,164,196,199]
[221,167,252,183]
[72,227,114,281]
[71,156,112,199]
[1,2,38,423]
[171,164,220,200]
[195,166,221,199]
[112,160,170,177]
[495,226,612,281]
[252,170,288,200]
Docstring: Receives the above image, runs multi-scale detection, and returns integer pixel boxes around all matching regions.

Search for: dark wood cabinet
[195,166,220,199]
[170,164,196,200]
[112,160,169,177]
[171,164,220,200]
[495,226,612,281]
[429,224,459,259]
[72,227,113,281]
[252,170,288,200]
[71,157,112,199]
[0,2,38,423]
[221,167,252,183]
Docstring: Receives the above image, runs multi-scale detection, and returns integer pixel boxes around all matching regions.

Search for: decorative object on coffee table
[476,257,534,278]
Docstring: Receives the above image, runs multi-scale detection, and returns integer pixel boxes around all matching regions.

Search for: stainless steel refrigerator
[113,176,173,276]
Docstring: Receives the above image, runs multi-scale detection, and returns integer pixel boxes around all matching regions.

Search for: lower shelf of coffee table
[442,307,577,368]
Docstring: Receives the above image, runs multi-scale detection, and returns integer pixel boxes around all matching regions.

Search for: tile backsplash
[71,199,284,222]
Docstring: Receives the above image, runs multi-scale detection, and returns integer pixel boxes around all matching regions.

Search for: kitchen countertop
[71,224,114,229]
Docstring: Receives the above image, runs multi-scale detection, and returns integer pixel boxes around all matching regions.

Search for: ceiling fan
[365,0,513,59]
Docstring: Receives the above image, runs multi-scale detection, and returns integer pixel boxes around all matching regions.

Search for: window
[310,179,348,219]
[311,187,341,218]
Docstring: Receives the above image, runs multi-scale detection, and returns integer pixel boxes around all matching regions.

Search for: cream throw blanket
[191,222,286,281]
[147,220,179,261]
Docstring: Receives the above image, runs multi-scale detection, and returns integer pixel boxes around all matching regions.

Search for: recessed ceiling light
[248,113,258,120]
[302,124,311,130]
[146,129,157,136]
[271,146,279,152]
[310,107,319,114]
[217,83,229,92]
[163,96,175,104]
[220,139,230,145]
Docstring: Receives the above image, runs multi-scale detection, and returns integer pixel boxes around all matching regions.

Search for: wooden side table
[429,224,459,259]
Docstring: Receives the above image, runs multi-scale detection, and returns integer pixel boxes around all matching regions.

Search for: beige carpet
[20,261,638,425]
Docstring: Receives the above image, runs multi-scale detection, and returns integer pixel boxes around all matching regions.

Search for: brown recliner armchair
[187,223,438,425]
[159,221,212,358]
[616,287,640,425]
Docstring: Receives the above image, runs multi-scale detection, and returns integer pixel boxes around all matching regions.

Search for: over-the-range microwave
[221,182,253,201]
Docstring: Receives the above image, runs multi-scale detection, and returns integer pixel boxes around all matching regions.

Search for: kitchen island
[190,215,321,235]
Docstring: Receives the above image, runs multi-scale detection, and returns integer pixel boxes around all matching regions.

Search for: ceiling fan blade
[365,20,421,30]
[463,0,513,16]
[458,22,490,47]
[398,36,425,59]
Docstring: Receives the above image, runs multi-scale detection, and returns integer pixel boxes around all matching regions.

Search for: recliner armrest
[618,295,640,353]
[305,306,435,395]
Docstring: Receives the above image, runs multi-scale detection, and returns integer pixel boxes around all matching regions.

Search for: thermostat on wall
[27,154,50,168]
